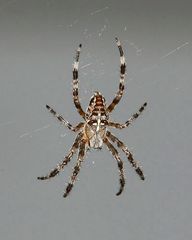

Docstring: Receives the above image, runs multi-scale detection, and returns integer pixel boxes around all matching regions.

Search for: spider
[38,38,147,198]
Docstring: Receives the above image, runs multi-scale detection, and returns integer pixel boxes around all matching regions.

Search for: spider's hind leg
[37,132,83,180]
[63,141,86,198]
[103,137,125,196]
[106,131,145,180]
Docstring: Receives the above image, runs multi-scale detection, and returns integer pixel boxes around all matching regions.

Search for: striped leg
[104,137,125,196]
[72,44,86,119]
[106,131,145,180]
[108,102,147,129]
[46,105,84,132]
[37,133,83,180]
[63,141,86,198]
[107,38,126,113]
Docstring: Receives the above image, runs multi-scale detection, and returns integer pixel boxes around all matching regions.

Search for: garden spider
[38,38,147,198]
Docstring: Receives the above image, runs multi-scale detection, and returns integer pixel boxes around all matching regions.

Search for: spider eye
[88,120,97,126]
[101,120,107,125]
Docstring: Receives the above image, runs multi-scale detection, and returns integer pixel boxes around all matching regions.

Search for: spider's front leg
[103,137,125,196]
[108,102,147,129]
[63,141,86,198]
[107,38,126,113]
[106,131,145,180]
[72,44,86,120]
[37,132,83,180]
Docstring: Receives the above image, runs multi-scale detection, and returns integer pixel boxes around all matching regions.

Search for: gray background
[0,0,192,239]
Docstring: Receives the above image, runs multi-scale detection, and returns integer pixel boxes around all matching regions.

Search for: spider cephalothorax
[38,38,147,198]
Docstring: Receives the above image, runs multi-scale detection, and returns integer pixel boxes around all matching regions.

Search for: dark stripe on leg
[104,137,125,196]
[46,104,83,132]
[108,102,147,129]
[72,44,86,119]
[63,141,86,198]
[106,131,145,180]
[37,133,82,180]
[107,38,126,113]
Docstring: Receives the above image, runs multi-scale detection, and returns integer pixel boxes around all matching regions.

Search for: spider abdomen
[86,91,108,119]
[84,92,108,149]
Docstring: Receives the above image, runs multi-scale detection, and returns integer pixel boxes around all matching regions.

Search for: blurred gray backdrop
[0,0,192,239]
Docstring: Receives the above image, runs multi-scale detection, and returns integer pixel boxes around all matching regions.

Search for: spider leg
[63,141,86,198]
[107,38,126,113]
[37,132,83,180]
[46,105,84,132]
[106,131,145,180]
[108,102,147,129]
[72,44,86,119]
[103,137,125,196]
